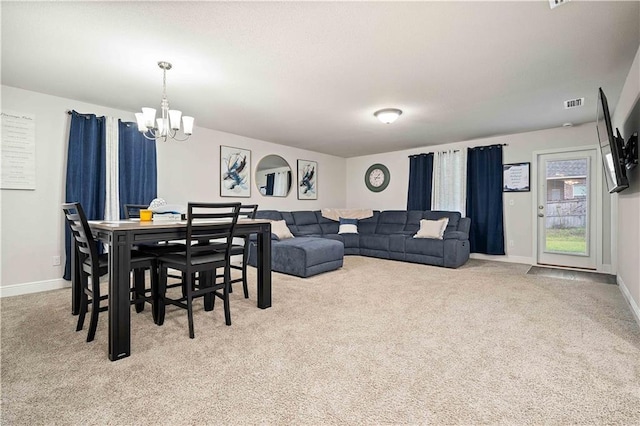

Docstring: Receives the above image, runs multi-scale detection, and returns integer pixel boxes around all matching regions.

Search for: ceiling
[2,1,639,158]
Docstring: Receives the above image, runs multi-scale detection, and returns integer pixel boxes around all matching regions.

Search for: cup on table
[139,209,153,221]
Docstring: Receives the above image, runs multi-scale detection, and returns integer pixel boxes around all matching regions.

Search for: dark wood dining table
[70,218,272,361]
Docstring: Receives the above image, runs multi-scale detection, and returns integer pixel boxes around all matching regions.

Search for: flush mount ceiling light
[135,61,194,142]
[374,108,403,124]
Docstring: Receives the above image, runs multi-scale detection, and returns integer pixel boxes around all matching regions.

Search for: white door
[536,149,597,269]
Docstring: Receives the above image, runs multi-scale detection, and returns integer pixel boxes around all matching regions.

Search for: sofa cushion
[404,210,424,234]
[358,212,380,234]
[255,210,283,221]
[375,211,407,235]
[405,237,444,257]
[360,234,389,251]
[271,220,295,240]
[315,211,340,234]
[413,218,449,239]
[424,211,461,234]
[272,237,344,278]
[338,217,358,234]
[292,211,322,235]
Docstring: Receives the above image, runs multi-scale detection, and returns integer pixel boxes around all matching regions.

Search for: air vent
[549,0,571,10]
[564,98,584,109]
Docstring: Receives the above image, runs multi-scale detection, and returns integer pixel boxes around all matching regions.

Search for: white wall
[0,85,345,294]
[345,124,602,265]
[612,45,640,324]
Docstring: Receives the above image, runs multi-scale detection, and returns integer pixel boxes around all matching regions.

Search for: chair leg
[133,268,146,313]
[185,274,195,339]
[155,266,167,326]
[241,256,249,299]
[76,290,88,332]
[86,286,100,342]
[224,267,232,326]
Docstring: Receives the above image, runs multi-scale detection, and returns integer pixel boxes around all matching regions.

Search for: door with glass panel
[536,149,597,269]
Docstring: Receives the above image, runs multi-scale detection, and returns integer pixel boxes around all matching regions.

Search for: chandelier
[135,61,194,142]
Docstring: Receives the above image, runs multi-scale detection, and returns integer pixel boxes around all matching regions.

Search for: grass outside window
[545,227,587,254]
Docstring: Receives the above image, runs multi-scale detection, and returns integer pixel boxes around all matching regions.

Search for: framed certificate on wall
[503,162,530,192]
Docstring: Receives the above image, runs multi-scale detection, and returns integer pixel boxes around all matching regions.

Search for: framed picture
[220,145,251,197]
[503,162,530,192]
[297,159,317,200]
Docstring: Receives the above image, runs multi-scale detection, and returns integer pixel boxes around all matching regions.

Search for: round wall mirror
[255,155,292,197]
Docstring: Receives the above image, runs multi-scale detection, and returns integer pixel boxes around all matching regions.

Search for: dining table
[70,218,272,361]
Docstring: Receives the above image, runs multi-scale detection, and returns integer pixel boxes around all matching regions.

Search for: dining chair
[228,204,258,298]
[62,202,157,342]
[123,203,186,256]
[155,202,241,339]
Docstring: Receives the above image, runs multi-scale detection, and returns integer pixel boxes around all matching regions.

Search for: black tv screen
[596,87,628,193]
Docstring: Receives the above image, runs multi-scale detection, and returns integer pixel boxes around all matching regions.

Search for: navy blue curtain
[407,153,434,210]
[466,145,505,254]
[118,121,157,218]
[63,111,106,280]
[266,173,275,195]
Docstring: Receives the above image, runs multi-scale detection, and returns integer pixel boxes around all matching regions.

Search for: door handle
[538,213,544,217]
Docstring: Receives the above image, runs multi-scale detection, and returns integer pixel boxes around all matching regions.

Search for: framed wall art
[297,159,317,200]
[503,162,530,192]
[220,145,251,197]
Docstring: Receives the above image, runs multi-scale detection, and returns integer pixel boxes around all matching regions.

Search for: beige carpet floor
[1,257,639,425]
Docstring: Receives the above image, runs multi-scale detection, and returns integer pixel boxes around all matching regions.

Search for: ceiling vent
[549,0,571,10]
[564,97,584,109]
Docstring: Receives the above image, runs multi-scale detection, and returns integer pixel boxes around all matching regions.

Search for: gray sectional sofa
[248,210,471,277]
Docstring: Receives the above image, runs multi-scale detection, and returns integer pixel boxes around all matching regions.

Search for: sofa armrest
[444,231,468,240]
[457,217,471,235]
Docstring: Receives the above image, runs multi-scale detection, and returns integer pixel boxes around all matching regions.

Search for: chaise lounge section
[248,210,471,277]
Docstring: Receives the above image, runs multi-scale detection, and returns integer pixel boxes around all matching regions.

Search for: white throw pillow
[413,218,449,240]
[270,220,294,240]
[338,217,358,234]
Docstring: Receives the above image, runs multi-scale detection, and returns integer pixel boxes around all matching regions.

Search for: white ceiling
[2,1,639,158]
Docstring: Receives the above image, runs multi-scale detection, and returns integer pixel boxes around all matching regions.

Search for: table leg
[108,231,131,361]
[256,228,272,309]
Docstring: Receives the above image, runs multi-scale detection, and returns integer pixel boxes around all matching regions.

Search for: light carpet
[1,257,639,425]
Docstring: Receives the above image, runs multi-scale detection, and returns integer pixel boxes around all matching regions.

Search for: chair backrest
[123,204,149,219]
[239,204,258,220]
[186,202,241,264]
[62,202,100,272]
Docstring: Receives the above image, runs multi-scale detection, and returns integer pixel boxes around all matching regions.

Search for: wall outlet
[52,255,61,266]
[509,240,515,248]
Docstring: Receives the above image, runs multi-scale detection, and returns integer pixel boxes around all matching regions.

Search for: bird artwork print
[299,163,316,197]
[222,148,250,195]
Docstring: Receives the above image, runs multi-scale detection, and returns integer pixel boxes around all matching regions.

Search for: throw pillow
[413,218,449,239]
[270,220,294,240]
[338,217,358,234]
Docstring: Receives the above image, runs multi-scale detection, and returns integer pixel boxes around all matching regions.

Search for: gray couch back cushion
[315,211,340,234]
[375,210,408,235]
[358,212,381,234]
[255,210,283,221]
[291,211,322,235]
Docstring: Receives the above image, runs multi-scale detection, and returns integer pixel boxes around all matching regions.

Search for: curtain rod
[408,143,508,158]
[66,110,95,119]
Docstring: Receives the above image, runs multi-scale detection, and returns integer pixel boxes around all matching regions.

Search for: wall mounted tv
[596,87,629,193]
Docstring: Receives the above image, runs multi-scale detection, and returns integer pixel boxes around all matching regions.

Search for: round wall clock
[365,163,390,192]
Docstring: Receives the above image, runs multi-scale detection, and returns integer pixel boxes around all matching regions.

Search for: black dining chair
[154,202,241,339]
[123,204,187,255]
[228,204,258,298]
[62,202,157,342]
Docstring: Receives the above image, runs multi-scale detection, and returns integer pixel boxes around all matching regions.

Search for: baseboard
[0,278,70,298]
[617,275,640,329]
[469,253,534,265]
